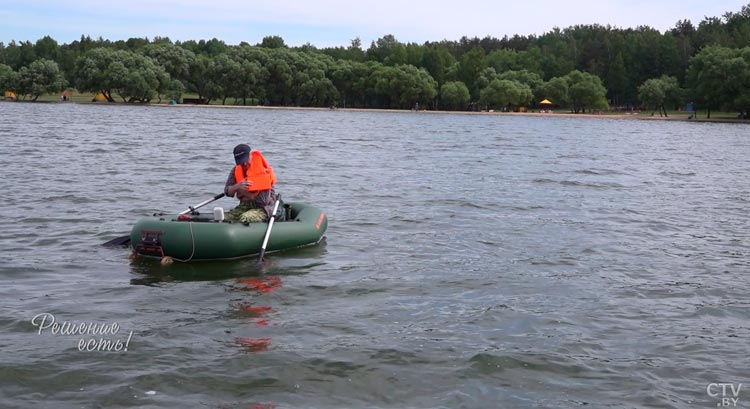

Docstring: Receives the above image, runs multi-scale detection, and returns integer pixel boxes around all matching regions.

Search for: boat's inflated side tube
[130,202,327,260]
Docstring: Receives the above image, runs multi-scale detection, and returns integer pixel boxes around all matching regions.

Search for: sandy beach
[9,98,746,124]
[156,102,748,124]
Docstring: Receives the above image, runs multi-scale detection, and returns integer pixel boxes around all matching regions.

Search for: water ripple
[1,102,749,408]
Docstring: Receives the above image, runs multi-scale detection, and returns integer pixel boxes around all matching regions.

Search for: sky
[1,1,748,48]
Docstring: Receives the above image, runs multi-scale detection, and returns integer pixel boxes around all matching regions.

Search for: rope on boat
[170,221,196,263]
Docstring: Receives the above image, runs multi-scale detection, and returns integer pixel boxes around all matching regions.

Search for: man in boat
[224,144,283,223]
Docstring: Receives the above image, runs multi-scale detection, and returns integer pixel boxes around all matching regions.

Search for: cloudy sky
[1,1,747,47]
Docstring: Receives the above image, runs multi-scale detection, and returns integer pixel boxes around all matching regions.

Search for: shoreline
[6,99,749,124]
[159,103,750,124]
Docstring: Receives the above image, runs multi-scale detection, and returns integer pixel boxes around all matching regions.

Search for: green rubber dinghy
[129,202,327,260]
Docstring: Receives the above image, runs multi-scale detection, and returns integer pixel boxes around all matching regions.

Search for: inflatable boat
[129,202,327,260]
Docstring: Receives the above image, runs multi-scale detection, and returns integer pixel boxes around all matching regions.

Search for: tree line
[1,3,749,117]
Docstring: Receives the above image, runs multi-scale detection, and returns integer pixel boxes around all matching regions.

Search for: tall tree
[421,44,455,89]
[606,52,628,107]
[670,19,696,82]
[259,35,287,49]
[458,46,486,100]
[34,36,60,62]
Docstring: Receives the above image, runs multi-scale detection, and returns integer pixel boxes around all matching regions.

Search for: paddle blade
[102,235,131,247]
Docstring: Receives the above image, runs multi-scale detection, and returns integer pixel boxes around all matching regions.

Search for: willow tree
[564,70,609,113]
[17,59,66,101]
[638,75,681,116]
[440,81,470,110]
[479,79,533,111]
[686,45,750,118]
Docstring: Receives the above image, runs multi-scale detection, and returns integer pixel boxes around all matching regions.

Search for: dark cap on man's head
[233,144,251,165]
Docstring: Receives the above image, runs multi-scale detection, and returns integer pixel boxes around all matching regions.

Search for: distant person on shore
[224,143,283,223]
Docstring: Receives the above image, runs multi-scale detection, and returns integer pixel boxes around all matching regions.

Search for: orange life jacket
[234,151,277,192]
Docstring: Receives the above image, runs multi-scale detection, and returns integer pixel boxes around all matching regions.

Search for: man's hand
[231,179,253,194]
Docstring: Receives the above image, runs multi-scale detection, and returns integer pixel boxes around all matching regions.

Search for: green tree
[367,64,437,109]
[723,5,750,48]
[228,47,270,105]
[606,52,628,106]
[564,70,609,113]
[733,47,750,116]
[539,76,569,108]
[348,37,365,61]
[498,69,544,101]
[485,47,544,76]
[535,29,575,79]
[180,38,228,56]
[475,67,498,96]
[118,55,169,102]
[440,81,470,110]
[638,78,667,116]
[0,63,18,93]
[366,34,400,63]
[286,51,336,106]
[670,19,696,82]
[479,79,532,111]
[74,47,123,101]
[486,49,524,73]
[458,46,486,100]
[392,64,437,108]
[185,54,211,102]
[34,36,60,62]
[206,53,242,104]
[385,43,408,66]
[297,70,338,107]
[263,50,294,105]
[329,59,356,107]
[638,75,683,117]
[235,59,264,105]
[161,78,184,102]
[143,43,195,86]
[421,44,455,88]
[404,43,424,67]
[686,45,749,117]
[74,48,168,102]
[17,59,66,101]
[259,35,287,49]
[124,37,149,51]
[3,40,36,70]
[694,17,732,50]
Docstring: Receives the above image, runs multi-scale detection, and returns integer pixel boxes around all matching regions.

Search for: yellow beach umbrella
[539,99,553,105]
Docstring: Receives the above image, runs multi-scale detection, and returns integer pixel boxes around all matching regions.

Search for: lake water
[1,102,748,408]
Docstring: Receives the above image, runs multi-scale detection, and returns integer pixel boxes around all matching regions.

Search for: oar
[178,193,226,215]
[258,199,281,263]
[102,193,226,247]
